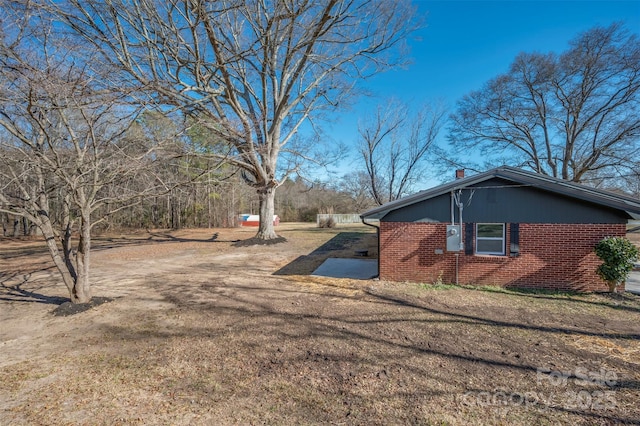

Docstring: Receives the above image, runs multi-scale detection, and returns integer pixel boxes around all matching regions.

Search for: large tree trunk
[256,186,278,240]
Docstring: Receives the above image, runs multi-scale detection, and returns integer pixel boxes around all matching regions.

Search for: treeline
[1,173,373,237]
[105,174,373,230]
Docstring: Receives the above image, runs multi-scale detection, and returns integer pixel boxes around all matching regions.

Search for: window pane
[477,224,503,238]
[477,239,504,254]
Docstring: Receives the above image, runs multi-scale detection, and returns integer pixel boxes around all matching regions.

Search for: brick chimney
[455,169,465,179]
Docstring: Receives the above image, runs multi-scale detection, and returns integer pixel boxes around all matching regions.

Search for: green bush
[594,236,639,292]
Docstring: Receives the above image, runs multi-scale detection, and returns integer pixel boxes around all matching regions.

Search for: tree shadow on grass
[97,278,640,423]
[480,285,640,314]
[0,274,113,314]
[0,244,51,260]
[232,236,287,247]
[85,231,249,254]
[361,287,640,341]
[146,231,241,243]
[0,279,68,306]
[274,232,376,276]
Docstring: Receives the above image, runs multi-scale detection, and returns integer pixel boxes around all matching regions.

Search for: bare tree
[338,171,376,213]
[358,100,447,205]
[46,0,419,240]
[0,5,166,303]
[449,23,640,184]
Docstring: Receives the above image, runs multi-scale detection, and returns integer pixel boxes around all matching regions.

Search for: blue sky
[320,0,640,182]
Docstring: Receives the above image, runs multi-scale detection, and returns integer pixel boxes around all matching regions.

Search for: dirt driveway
[1,224,639,425]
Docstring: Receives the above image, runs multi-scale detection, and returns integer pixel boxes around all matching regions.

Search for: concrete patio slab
[312,258,378,280]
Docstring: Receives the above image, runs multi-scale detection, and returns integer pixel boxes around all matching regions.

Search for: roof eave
[360,166,640,219]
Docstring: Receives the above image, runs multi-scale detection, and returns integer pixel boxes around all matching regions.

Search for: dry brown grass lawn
[1,223,639,425]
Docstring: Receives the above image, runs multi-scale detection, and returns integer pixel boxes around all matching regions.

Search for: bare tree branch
[358,100,447,205]
[448,23,640,186]
[46,0,419,239]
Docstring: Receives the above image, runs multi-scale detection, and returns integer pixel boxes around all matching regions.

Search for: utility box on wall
[446,225,462,251]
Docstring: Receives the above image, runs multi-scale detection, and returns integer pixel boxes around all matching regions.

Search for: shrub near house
[595,236,640,292]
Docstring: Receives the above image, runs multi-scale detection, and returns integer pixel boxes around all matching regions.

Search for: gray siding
[382,178,629,224]
[383,194,451,222]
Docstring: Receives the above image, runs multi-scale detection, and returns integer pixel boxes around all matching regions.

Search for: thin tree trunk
[12,216,19,237]
[72,211,92,303]
[38,199,91,304]
[207,181,212,229]
[231,184,236,227]
[166,194,172,229]
[61,194,76,280]
[39,218,81,302]
[22,217,30,236]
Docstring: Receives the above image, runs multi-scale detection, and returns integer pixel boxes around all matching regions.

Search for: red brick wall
[379,222,627,292]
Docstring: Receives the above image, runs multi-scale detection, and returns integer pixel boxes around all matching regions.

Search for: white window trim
[475,223,506,256]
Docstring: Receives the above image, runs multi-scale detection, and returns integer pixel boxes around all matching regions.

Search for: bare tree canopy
[0,3,172,303]
[448,23,640,184]
[358,100,446,205]
[46,0,420,239]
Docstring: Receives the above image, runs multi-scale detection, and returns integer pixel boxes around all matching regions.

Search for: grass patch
[419,282,459,291]
[478,285,580,298]
[2,224,640,425]
[418,281,605,299]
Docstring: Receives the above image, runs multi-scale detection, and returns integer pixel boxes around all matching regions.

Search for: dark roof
[360,166,640,220]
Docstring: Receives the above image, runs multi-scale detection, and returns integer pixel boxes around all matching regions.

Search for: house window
[476,223,505,255]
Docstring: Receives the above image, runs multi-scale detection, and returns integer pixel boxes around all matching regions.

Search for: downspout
[361,217,380,279]
[451,190,459,286]
[458,189,464,250]
[450,190,455,225]
[455,253,459,286]
[457,189,464,284]
[452,189,464,284]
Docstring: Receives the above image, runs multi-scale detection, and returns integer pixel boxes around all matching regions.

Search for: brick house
[360,166,640,292]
